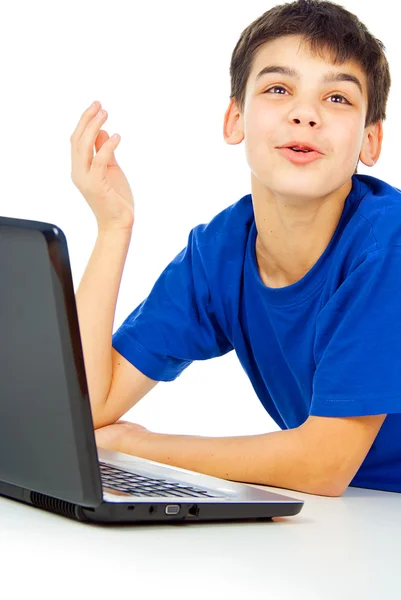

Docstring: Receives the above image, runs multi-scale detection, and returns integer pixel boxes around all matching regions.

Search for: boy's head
[224,0,391,192]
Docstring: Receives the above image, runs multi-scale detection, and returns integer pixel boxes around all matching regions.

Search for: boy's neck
[252,177,353,289]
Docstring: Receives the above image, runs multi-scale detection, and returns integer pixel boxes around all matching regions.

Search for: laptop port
[165,504,180,515]
[187,504,199,517]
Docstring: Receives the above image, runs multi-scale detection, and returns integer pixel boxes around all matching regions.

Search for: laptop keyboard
[99,462,222,498]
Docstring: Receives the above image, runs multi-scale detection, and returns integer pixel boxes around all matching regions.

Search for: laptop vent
[30,491,77,519]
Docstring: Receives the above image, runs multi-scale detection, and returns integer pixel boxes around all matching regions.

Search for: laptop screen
[0,220,102,506]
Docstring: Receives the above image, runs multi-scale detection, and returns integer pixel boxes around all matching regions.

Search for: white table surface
[1,483,400,599]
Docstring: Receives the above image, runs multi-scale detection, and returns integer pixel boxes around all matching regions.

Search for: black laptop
[0,215,304,524]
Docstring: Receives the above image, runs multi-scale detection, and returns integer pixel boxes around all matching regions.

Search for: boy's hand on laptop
[94,420,150,453]
[70,101,135,232]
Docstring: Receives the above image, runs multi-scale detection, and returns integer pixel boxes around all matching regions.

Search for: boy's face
[224,35,382,200]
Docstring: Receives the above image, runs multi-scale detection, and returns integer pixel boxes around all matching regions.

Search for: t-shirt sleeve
[310,245,401,417]
[112,226,233,382]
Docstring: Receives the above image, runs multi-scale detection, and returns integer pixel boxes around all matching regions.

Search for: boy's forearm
[75,227,133,424]
[118,426,342,497]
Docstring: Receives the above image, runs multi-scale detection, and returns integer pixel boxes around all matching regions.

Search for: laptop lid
[0,216,102,507]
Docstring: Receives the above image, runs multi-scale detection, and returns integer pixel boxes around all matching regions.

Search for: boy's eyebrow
[255,65,363,96]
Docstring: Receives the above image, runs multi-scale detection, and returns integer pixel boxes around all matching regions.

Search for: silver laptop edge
[99,447,303,505]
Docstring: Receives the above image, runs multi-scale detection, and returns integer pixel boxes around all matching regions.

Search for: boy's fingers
[71,103,109,175]
[70,101,101,144]
[79,109,108,171]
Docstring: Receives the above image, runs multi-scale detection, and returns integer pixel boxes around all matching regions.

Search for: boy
[71,0,400,497]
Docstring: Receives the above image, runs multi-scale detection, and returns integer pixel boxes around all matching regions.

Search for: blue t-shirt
[112,174,401,494]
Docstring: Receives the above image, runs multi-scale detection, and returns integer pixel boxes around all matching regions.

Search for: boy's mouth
[277,141,324,154]
[277,147,323,164]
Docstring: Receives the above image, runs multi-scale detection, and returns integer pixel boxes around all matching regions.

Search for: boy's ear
[223,98,244,145]
[359,120,383,167]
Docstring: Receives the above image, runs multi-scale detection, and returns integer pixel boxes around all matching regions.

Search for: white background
[1,0,399,437]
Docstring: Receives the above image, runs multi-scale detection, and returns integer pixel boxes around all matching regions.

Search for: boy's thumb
[94,130,119,167]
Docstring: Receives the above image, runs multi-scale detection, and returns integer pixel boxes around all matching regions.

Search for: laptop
[0,215,304,524]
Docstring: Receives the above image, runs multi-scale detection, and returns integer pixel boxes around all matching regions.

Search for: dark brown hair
[229,0,391,174]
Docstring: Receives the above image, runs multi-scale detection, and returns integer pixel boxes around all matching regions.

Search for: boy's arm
[97,412,386,497]
[75,229,159,430]
[71,102,159,430]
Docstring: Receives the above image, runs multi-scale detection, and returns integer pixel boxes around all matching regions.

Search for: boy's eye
[264,85,350,105]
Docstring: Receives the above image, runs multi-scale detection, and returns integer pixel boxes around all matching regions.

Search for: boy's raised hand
[70,101,135,232]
